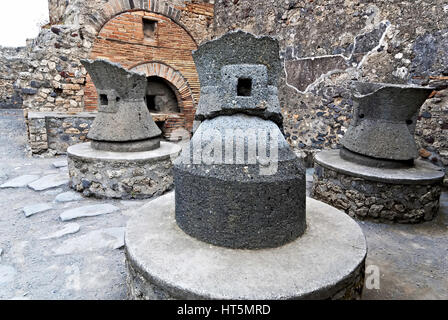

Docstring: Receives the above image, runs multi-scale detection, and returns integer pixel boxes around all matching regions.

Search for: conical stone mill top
[81,59,162,152]
[173,31,306,249]
[341,81,434,168]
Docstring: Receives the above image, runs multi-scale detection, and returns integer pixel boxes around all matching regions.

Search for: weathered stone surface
[40,223,80,240]
[67,142,180,199]
[175,32,306,249]
[52,227,125,255]
[59,204,119,221]
[54,191,84,203]
[175,115,306,249]
[315,150,445,185]
[52,160,67,168]
[28,174,69,191]
[342,82,434,161]
[90,138,162,153]
[81,59,161,151]
[193,31,283,126]
[125,192,366,300]
[22,203,53,217]
[312,150,443,223]
[0,175,40,188]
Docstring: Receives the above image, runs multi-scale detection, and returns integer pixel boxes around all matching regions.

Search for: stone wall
[0,47,29,109]
[0,0,215,155]
[28,112,96,155]
[213,0,448,168]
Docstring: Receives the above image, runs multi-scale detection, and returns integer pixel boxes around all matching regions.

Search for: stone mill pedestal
[312,82,445,223]
[67,59,180,199]
[124,31,367,300]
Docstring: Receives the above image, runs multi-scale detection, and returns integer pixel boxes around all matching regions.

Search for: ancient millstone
[342,82,434,165]
[67,59,181,199]
[80,59,162,152]
[125,31,367,300]
[312,81,445,223]
[193,31,284,128]
[174,32,305,250]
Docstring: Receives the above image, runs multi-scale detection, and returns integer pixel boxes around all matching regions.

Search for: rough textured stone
[81,59,161,151]
[193,31,283,127]
[28,174,69,191]
[175,32,305,249]
[175,115,306,249]
[0,175,40,188]
[59,204,119,221]
[342,82,434,161]
[68,142,181,199]
[312,150,444,223]
[23,203,53,217]
[125,192,367,300]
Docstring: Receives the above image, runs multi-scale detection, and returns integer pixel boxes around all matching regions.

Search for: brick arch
[131,61,196,132]
[86,0,197,45]
[84,8,201,134]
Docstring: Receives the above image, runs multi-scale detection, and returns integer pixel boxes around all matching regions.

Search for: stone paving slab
[0,175,40,188]
[52,227,125,255]
[28,174,69,191]
[22,203,53,217]
[59,204,120,221]
[55,191,84,203]
[52,160,68,168]
[40,223,81,240]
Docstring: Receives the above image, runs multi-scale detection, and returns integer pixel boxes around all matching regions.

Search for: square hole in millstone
[100,94,108,106]
[237,78,252,97]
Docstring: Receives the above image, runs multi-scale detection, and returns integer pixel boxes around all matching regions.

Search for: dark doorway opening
[145,77,180,114]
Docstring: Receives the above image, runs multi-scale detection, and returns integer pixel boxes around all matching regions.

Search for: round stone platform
[125,192,367,300]
[312,150,445,223]
[67,142,181,199]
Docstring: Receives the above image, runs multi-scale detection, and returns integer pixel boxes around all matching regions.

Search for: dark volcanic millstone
[193,31,284,128]
[81,59,162,152]
[173,31,306,249]
[342,82,433,161]
[174,115,306,249]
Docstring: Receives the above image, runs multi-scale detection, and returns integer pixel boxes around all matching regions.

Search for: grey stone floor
[0,110,447,300]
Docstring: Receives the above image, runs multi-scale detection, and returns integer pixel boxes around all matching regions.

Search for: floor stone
[0,175,40,188]
[22,203,53,217]
[28,174,69,191]
[52,160,68,168]
[59,204,120,221]
[52,227,125,255]
[0,265,16,285]
[55,191,84,203]
[40,223,81,240]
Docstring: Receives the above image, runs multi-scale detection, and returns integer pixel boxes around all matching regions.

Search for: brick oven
[84,0,214,140]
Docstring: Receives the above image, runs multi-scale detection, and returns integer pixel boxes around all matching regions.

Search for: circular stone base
[312,150,445,223]
[67,142,181,199]
[125,192,367,300]
[91,137,161,152]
